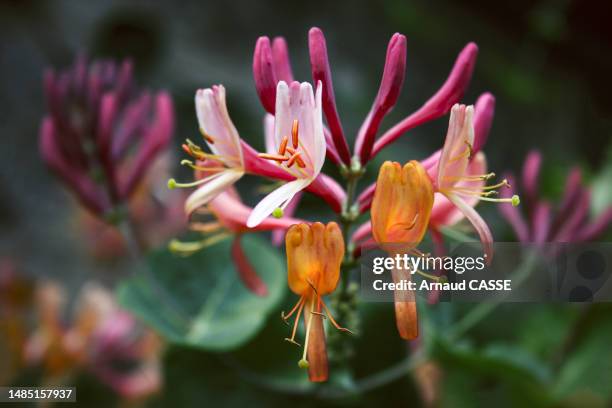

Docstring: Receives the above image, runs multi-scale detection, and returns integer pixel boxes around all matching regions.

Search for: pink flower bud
[253,36,278,114]
[472,92,495,154]
[355,33,407,163]
[272,37,294,82]
[308,27,351,164]
[521,150,541,209]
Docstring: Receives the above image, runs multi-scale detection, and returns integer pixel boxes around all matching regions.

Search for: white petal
[246,179,310,228]
[184,169,244,215]
[263,113,276,154]
[195,86,243,168]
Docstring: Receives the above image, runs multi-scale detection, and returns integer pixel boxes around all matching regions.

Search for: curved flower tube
[283,222,350,382]
[371,161,434,340]
[247,81,326,227]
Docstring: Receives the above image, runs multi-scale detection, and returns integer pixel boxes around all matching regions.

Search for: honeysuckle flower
[500,150,612,244]
[247,81,326,228]
[170,84,344,217]
[370,161,434,340]
[429,104,519,261]
[356,92,495,213]
[40,55,174,217]
[169,85,246,215]
[283,222,350,382]
[24,282,162,399]
[171,186,304,296]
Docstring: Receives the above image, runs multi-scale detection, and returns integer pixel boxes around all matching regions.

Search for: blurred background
[1,0,611,406]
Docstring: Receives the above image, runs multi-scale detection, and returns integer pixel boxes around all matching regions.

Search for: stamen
[189,221,222,233]
[284,297,305,347]
[464,139,474,158]
[292,119,299,148]
[477,194,520,206]
[295,155,306,168]
[167,171,224,189]
[200,129,215,144]
[258,153,289,162]
[300,297,316,366]
[180,159,227,172]
[278,136,289,156]
[272,208,284,218]
[481,179,510,190]
[282,297,304,322]
[286,152,302,168]
[442,172,496,183]
[320,299,354,334]
[168,232,231,255]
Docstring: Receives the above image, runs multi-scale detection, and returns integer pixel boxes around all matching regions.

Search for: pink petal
[231,235,268,296]
[472,92,495,154]
[253,36,277,114]
[436,104,474,191]
[209,190,302,232]
[39,117,108,215]
[521,150,542,209]
[447,193,494,262]
[532,201,552,244]
[351,221,372,244]
[431,152,486,226]
[195,86,243,168]
[185,169,244,215]
[577,207,612,241]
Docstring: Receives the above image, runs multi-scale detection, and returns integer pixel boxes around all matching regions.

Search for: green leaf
[117,234,287,351]
[553,317,612,402]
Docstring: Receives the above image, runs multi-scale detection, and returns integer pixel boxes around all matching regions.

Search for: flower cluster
[168,27,524,380]
[500,150,612,243]
[40,55,174,219]
[24,282,162,399]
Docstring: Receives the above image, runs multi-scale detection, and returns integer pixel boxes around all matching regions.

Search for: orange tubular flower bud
[371,161,434,340]
[284,222,350,382]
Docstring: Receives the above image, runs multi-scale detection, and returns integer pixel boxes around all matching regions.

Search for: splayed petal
[247,179,310,228]
[195,86,243,168]
[447,193,493,262]
[185,169,244,215]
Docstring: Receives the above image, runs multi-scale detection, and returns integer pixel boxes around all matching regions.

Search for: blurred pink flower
[500,150,612,243]
[40,55,174,218]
